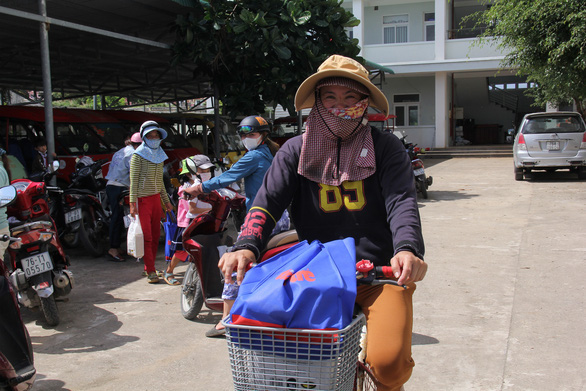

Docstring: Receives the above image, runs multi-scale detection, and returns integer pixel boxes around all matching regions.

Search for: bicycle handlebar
[242,258,407,289]
[356,259,407,289]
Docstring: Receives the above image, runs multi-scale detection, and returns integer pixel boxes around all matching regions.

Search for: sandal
[164,272,180,286]
[142,270,164,277]
[106,253,125,262]
[147,272,160,284]
[205,326,226,338]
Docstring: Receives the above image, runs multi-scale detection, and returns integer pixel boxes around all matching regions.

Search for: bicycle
[222,259,405,391]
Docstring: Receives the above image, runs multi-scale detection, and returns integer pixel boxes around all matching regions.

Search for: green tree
[170,0,361,117]
[473,0,586,117]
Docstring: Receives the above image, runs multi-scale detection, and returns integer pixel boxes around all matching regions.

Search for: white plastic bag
[127,215,144,258]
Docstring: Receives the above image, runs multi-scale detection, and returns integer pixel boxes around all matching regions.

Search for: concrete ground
[24,158,585,391]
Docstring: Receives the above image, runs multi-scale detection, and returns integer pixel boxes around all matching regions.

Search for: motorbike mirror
[0,185,17,208]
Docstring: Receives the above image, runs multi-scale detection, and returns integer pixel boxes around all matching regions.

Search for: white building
[344,0,538,149]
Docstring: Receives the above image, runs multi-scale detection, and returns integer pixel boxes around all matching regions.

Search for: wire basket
[223,313,365,391]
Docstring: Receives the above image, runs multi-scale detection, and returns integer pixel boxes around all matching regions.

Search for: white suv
[513,111,586,181]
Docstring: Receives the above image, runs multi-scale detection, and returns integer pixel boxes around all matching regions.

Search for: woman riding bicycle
[219,55,427,391]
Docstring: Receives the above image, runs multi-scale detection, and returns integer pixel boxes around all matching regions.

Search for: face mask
[242,136,262,151]
[199,172,212,182]
[326,98,369,120]
[145,138,161,149]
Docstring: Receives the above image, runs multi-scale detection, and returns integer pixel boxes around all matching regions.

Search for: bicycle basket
[223,313,366,391]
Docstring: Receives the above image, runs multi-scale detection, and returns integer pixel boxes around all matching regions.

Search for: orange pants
[356,283,416,391]
[137,194,162,274]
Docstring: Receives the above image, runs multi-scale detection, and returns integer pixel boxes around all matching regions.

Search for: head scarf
[298,77,376,186]
[133,129,168,164]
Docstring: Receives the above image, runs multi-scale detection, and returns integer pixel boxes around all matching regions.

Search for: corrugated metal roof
[0,0,213,106]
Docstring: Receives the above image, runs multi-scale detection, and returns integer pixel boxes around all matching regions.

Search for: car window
[162,125,192,149]
[90,122,131,150]
[523,116,585,134]
[52,123,111,154]
[216,120,243,152]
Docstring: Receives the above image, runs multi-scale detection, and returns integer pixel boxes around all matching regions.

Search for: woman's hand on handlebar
[219,249,256,285]
[390,250,428,286]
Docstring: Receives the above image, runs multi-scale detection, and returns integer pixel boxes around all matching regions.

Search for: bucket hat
[294,55,389,116]
[139,120,168,140]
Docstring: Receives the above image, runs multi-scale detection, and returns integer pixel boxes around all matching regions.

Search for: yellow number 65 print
[319,181,366,212]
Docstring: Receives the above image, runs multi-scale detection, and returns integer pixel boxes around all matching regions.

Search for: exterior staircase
[421,144,513,159]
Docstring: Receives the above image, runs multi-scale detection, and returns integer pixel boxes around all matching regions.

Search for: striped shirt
[129,154,170,204]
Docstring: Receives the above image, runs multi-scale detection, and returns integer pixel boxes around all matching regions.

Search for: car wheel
[514,167,524,181]
[523,169,533,180]
[578,167,586,180]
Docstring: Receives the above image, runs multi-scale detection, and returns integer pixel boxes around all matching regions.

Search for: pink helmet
[130,132,142,143]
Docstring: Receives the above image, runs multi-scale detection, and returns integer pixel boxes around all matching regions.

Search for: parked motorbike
[400,135,433,199]
[180,188,297,319]
[65,157,110,257]
[0,185,36,391]
[6,175,74,327]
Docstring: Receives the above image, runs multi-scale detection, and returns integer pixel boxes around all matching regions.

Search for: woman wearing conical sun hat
[219,55,427,391]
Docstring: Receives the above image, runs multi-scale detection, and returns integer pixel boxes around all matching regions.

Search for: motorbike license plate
[65,208,82,224]
[22,252,53,278]
[413,168,425,176]
[545,141,560,151]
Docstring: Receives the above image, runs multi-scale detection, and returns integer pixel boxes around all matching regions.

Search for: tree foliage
[170,0,361,118]
[473,0,586,117]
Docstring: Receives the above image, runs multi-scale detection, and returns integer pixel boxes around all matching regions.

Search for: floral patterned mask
[326,98,369,120]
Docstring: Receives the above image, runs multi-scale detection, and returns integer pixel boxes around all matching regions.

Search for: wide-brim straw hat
[294,55,389,116]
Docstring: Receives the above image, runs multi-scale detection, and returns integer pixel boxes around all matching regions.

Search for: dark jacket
[234,128,425,265]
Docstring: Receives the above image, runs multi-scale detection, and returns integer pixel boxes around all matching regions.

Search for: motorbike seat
[9,214,54,231]
[265,229,298,250]
[63,188,96,196]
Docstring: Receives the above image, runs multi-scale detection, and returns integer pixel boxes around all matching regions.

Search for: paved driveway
[25,158,585,391]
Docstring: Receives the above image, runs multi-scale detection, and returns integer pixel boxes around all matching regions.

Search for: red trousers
[137,194,162,274]
[356,283,416,391]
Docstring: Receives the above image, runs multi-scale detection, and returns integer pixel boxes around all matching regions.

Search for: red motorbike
[6,177,74,327]
[0,185,36,391]
[179,188,297,319]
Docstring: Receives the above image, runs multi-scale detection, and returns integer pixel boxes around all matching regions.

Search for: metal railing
[488,85,518,112]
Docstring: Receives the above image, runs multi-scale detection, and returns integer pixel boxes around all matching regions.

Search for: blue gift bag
[163,211,177,261]
[230,238,357,330]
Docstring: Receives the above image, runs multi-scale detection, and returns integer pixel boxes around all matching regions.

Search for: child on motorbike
[164,155,214,285]
[218,55,427,391]
[184,115,289,337]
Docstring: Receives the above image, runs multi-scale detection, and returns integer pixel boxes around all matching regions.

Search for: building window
[394,94,419,126]
[383,14,408,44]
[424,12,435,41]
